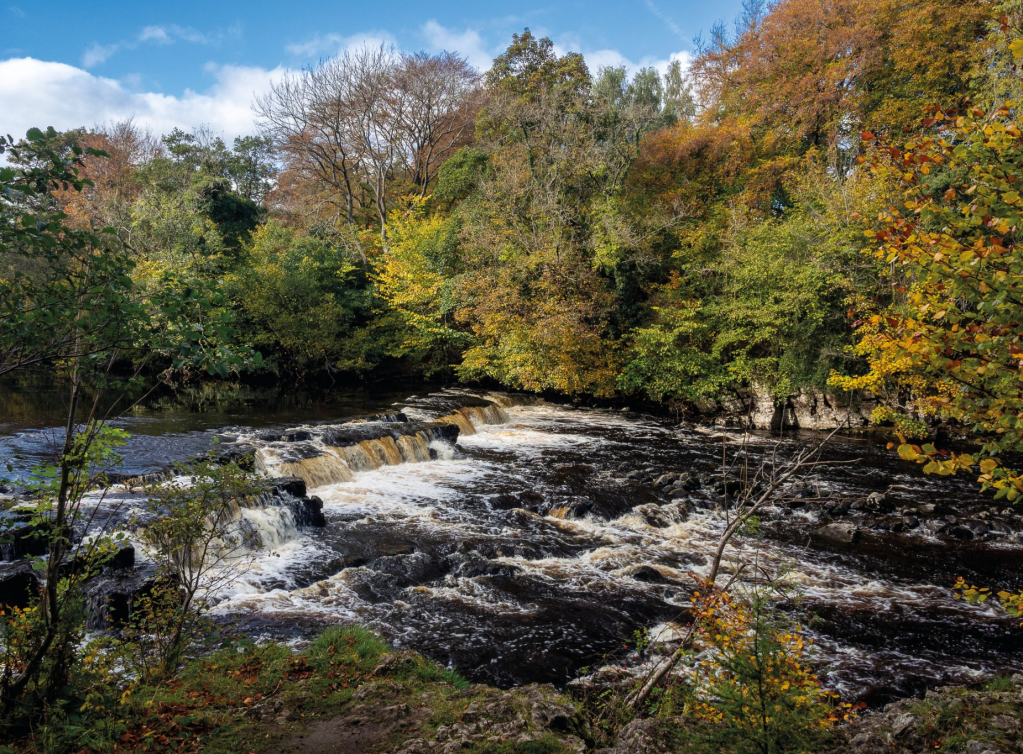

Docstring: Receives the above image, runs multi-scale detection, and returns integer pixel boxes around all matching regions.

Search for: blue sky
[1,0,745,141]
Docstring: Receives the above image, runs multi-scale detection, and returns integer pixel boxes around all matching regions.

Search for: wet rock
[715,479,744,496]
[652,474,675,490]
[271,476,307,499]
[967,521,989,537]
[204,442,257,469]
[865,491,895,513]
[817,522,860,544]
[0,561,40,609]
[632,504,673,528]
[903,516,920,530]
[946,524,975,540]
[0,510,50,561]
[680,473,702,492]
[296,495,326,527]
[450,551,521,579]
[630,565,667,583]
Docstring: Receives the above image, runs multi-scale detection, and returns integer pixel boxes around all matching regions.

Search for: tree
[231,220,387,375]
[0,127,257,720]
[395,52,481,196]
[831,102,1023,500]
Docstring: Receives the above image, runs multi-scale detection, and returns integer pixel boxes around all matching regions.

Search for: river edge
[4,621,1019,754]
[1,384,1023,748]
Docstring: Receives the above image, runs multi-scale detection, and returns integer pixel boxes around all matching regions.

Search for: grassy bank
[0,626,585,754]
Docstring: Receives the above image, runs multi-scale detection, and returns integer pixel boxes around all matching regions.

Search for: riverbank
[0,625,590,754]
[4,622,1020,754]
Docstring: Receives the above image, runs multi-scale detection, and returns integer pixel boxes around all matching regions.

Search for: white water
[190,403,1023,700]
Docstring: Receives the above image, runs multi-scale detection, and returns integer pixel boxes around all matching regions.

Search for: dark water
[2,381,1021,706]
[0,377,429,480]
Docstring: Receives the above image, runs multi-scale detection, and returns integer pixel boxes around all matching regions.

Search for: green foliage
[117,460,262,682]
[230,220,391,375]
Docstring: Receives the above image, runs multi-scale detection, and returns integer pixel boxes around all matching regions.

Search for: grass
[0,625,506,754]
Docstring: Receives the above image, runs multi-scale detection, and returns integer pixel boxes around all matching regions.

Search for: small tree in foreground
[0,127,257,726]
[117,460,262,684]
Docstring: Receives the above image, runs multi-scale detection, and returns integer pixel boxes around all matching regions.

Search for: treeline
[7,1,1022,444]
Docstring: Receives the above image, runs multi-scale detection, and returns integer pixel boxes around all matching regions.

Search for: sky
[0,0,746,144]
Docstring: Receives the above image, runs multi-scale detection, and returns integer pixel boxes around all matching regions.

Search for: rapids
[3,386,1022,706]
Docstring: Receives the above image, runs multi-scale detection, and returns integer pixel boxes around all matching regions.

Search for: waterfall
[437,404,511,436]
[243,396,517,491]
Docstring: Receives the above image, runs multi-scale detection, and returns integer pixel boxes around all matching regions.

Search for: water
[2,383,1021,706]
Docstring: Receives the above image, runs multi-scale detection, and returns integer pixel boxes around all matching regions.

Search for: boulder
[817,522,860,544]
[0,561,40,609]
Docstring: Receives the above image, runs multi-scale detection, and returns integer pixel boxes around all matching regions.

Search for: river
[2,381,1021,707]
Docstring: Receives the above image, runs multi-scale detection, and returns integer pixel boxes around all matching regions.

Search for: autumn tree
[831,102,1023,500]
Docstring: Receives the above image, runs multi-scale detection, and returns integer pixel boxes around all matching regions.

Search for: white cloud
[139,25,214,45]
[0,57,283,143]
[642,0,687,43]
[81,24,222,68]
[285,30,398,58]
[8,5,25,17]
[81,43,119,68]
[420,21,494,71]
[553,34,691,78]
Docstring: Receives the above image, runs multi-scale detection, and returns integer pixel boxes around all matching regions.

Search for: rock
[632,505,673,528]
[680,474,702,492]
[947,525,975,540]
[889,712,918,739]
[0,561,40,609]
[630,565,666,583]
[271,476,307,499]
[652,474,674,490]
[989,714,1020,733]
[903,516,920,529]
[715,479,744,497]
[965,741,1004,754]
[296,495,326,527]
[108,543,136,570]
[0,512,50,561]
[865,491,894,513]
[601,718,677,754]
[817,522,860,544]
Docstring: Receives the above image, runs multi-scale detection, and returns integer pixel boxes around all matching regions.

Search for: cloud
[81,23,224,68]
[641,0,687,43]
[420,21,494,71]
[139,24,214,45]
[0,57,283,142]
[285,30,398,58]
[553,34,691,78]
[8,5,25,17]
[81,43,119,68]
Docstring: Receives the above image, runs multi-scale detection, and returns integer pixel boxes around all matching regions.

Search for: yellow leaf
[1010,39,1023,60]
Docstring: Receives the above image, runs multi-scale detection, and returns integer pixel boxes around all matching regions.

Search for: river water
[2,382,1022,706]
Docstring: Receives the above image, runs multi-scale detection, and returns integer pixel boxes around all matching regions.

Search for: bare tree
[255,57,363,229]
[395,51,482,196]
[347,45,404,240]
[257,47,482,241]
